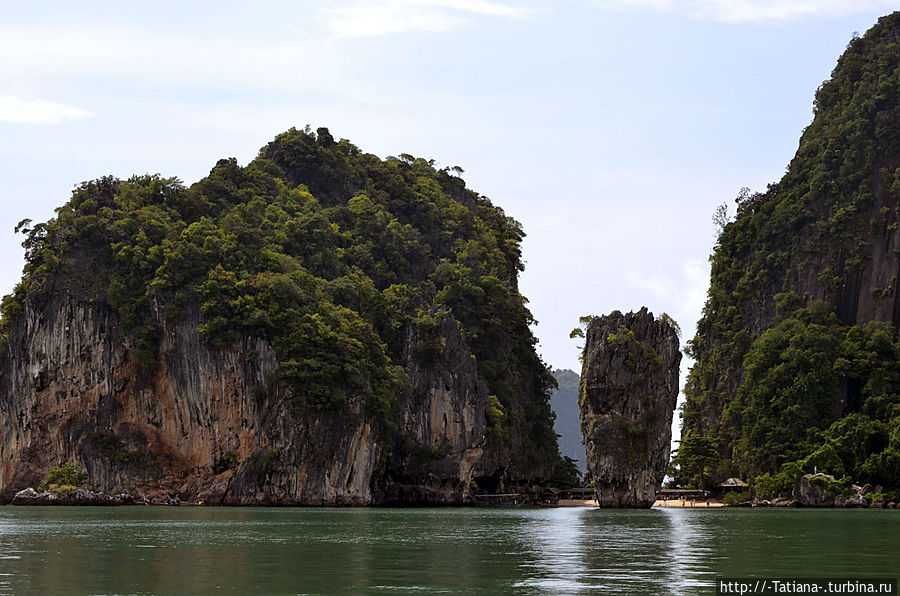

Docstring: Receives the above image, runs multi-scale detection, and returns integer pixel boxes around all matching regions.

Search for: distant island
[549,368,585,473]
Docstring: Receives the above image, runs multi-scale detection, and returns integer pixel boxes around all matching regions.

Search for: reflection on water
[513,508,717,594]
[0,506,897,595]
[662,508,718,593]
[515,508,900,595]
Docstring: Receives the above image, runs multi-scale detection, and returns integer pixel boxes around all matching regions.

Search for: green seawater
[0,506,896,594]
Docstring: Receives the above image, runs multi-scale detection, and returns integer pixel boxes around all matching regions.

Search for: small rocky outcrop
[579,308,681,507]
[12,487,132,506]
[793,473,837,507]
[848,494,869,507]
[791,474,891,507]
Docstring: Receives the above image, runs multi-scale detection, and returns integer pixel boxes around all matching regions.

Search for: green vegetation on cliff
[679,13,900,495]
[39,463,87,494]
[0,126,561,479]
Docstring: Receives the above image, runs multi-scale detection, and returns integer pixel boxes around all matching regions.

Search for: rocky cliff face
[579,308,681,507]
[681,14,900,490]
[377,316,490,503]
[0,295,491,504]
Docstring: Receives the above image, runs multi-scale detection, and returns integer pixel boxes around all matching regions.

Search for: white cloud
[595,0,898,23]
[326,0,534,37]
[625,257,709,337]
[0,95,94,125]
[417,0,534,17]
[0,24,348,98]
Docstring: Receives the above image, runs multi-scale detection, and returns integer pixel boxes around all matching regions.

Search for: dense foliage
[0,126,561,477]
[680,13,900,495]
[667,434,720,490]
[39,463,87,493]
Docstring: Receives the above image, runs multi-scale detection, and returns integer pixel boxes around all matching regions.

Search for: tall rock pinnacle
[579,308,681,507]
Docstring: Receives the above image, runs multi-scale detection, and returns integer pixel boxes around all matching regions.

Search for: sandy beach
[653,499,723,508]
[558,499,599,507]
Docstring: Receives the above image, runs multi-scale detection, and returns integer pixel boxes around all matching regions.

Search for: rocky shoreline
[11,487,134,506]
[8,472,899,509]
[725,499,898,509]
[785,473,897,508]
[725,473,899,509]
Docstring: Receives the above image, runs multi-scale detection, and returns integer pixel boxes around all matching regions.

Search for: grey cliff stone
[794,473,837,507]
[793,474,899,508]
[849,494,868,508]
[0,295,498,505]
[578,308,681,507]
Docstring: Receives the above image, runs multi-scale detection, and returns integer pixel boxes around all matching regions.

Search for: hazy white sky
[1,1,897,390]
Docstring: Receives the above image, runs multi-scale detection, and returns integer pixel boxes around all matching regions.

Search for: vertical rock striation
[0,296,492,505]
[579,308,681,507]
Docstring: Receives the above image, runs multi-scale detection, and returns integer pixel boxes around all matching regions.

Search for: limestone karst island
[0,128,567,505]
[3,12,900,513]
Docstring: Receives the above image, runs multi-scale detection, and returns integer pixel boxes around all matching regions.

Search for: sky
[2,0,898,432]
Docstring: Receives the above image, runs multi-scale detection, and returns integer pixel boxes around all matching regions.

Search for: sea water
[0,506,896,594]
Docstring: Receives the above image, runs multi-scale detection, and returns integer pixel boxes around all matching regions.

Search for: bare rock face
[579,308,681,507]
[0,295,492,505]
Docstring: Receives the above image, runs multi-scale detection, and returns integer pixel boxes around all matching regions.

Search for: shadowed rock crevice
[579,308,681,507]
